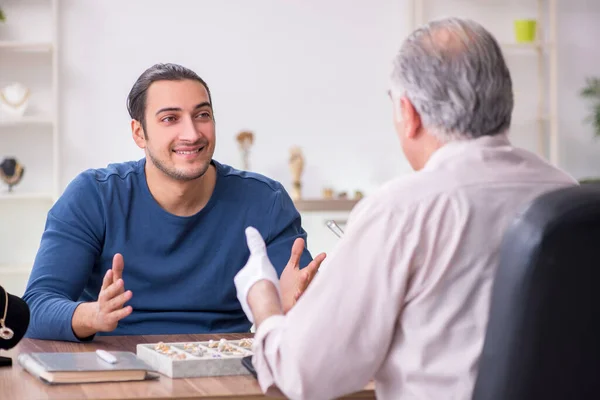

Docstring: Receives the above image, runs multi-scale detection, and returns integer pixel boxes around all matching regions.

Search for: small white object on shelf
[0,83,30,118]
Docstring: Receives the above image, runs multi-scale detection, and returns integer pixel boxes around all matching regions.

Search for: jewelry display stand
[0,157,25,192]
[0,286,30,368]
[0,355,11,367]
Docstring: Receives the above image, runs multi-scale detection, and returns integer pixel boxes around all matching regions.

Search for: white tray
[136,338,254,378]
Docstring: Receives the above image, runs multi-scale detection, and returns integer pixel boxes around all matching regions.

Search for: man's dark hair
[126,63,213,133]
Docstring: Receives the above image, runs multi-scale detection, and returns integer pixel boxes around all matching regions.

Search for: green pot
[514,19,537,43]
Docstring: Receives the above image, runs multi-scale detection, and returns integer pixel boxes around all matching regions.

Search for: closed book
[18,351,158,384]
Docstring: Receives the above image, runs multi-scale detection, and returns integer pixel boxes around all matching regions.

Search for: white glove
[234,226,281,323]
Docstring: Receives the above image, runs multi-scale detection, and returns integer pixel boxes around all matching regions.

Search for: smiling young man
[22,63,324,342]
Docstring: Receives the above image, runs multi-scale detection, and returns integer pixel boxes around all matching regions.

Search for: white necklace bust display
[0,83,30,118]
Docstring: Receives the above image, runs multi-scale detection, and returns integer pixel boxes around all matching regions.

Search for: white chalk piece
[96,349,118,364]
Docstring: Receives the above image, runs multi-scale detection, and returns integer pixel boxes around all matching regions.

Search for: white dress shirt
[252,134,577,400]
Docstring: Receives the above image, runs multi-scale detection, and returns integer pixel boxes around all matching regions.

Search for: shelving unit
[0,41,53,52]
[0,0,60,296]
[0,192,54,201]
[294,199,360,212]
[408,0,559,166]
[0,115,54,127]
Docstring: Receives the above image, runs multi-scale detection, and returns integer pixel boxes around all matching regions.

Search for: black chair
[472,184,600,400]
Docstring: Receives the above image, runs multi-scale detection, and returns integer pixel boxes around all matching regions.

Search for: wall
[57,0,409,198]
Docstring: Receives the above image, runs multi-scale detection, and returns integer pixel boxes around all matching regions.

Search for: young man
[23,63,325,342]
[234,18,578,400]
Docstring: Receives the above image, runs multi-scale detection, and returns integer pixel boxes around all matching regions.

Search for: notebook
[18,351,159,385]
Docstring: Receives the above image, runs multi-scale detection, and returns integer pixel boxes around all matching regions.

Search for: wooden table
[0,333,375,399]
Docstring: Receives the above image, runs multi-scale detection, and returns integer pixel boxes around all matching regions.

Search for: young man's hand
[72,254,133,339]
[279,239,326,313]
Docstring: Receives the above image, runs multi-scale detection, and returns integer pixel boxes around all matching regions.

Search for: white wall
[58,0,409,198]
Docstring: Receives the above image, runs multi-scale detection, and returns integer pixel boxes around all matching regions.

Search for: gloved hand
[234,226,281,323]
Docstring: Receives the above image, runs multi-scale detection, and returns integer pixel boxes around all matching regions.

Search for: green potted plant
[579,77,600,184]
[0,8,5,23]
[581,77,600,136]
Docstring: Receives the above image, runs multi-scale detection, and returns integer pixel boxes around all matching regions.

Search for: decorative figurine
[0,158,25,192]
[289,146,304,201]
[236,130,254,171]
[0,83,30,118]
[322,187,334,199]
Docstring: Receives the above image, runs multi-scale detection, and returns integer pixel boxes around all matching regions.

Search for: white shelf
[0,264,33,297]
[0,192,54,201]
[409,0,559,166]
[0,116,54,127]
[0,1,59,288]
[500,42,554,51]
[0,264,32,274]
[0,41,53,52]
[295,199,360,212]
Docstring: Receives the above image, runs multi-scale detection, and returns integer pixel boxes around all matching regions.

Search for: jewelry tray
[136,338,253,378]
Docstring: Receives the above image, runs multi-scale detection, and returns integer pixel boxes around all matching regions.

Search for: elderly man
[233,17,577,400]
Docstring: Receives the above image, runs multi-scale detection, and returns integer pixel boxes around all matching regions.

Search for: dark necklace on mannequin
[0,287,14,340]
[0,163,23,185]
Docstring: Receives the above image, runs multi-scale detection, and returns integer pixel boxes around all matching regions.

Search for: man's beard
[147,146,211,181]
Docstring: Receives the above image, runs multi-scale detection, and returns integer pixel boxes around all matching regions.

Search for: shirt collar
[422,133,511,171]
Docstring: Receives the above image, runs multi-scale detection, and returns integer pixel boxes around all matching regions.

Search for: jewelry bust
[0,83,30,118]
[0,285,31,367]
[0,288,13,340]
[0,157,25,192]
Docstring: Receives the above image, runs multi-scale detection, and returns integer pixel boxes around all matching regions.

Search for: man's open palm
[280,238,326,313]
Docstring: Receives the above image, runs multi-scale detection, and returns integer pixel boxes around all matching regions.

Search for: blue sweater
[23,159,311,341]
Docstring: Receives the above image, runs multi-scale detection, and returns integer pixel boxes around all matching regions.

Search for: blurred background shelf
[0,116,54,127]
[0,192,54,201]
[0,41,53,52]
[294,199,360,212]
[500,41,554,50]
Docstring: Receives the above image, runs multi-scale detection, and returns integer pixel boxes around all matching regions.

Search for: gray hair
[390,17,514,142]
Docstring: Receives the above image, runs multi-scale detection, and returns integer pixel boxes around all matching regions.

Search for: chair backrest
[472,184,600,400]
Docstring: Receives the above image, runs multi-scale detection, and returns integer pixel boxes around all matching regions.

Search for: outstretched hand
[280,238,326,313]
[93,254,133,333]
